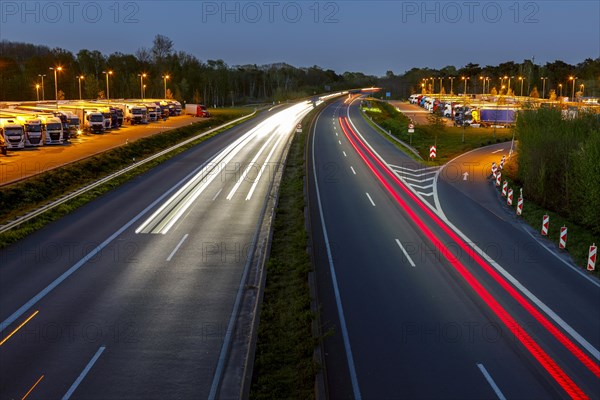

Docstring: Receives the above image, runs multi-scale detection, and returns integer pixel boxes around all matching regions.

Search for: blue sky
[1,1,598,75]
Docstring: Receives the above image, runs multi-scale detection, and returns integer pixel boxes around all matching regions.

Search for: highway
[308,97,600,399]
[0,101,313,399]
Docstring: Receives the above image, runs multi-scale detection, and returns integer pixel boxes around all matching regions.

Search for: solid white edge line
[312,103,362,400]
[476,363,507,400]
[62,346,106,400]
[212,188,223,201]
[346,100,600,362]
[350,166,356,175]
[166,234,189,262]
[395,239,416,267]
[365,192,376,207]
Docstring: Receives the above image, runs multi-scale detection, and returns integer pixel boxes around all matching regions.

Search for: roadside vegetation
[361,99,513,164]
[504,108,600,273]
[251,106,322,399]
[0,108,252,248]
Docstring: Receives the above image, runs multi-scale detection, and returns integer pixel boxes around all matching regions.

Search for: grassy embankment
[0,108,253,248]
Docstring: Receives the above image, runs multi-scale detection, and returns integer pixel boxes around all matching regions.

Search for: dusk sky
[1,1,599,75]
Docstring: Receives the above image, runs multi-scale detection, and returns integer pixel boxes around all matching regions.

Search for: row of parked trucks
[0,99,183,150]
[408,94,517,127]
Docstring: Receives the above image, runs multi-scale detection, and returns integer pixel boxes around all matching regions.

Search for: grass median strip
[250,107,322,399]
[0,108,254,248]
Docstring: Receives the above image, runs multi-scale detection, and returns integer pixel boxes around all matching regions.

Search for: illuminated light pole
[540,77,548,99]
[479,76,486,95]
[461,76,469,96]
[138,73,147,99]
[519,76,525,97]
[102,70,113,102]
[35,84,40,101]
[77,75,85,100]
[569,76,577,101]
[49,66,63,109]
[558,83,563,97]
[438,77,443,94]
[449,77,455,95]
[38,74,46,100]
[162,74,170,99]
[430,77,435,94]
[143,84,147,99]
[580,83,585,98]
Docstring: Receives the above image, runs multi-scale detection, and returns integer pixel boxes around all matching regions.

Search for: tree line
[1,36,598,104]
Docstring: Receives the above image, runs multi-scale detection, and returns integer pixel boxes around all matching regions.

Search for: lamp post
[77,75,85,100]
[461,76,469,96]
[143,84,147,99]
[430,77,435,94]
[569,76,577,101]
[580,83,584,98]
[479,76,486,95]
[102,70,113,102]
[49,66,63,109]
[519,76,525,97]
[138,73,147,99]
[540,77,548,99]
[162,74,170,99]
[438,77,443,94]
[38,74,46,100]
[35,84,40,101]
[449,77,455,95]
[558,83,563,97]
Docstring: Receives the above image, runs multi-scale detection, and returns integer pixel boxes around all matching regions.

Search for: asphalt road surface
[0,101,313,399]
[308,97,599,399]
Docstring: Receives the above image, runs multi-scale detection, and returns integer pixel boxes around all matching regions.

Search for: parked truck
[125,104,148,124]
[39,115,65,144]
[478,108,517,127]
[185,104,211,117]
[0,117,25,149]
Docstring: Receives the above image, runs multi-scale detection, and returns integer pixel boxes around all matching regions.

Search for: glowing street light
[49,66,63,109]
[143,84,147,99]
[35,84,40,101]
[448,77,455,95]
[461,76,469,96]
[77,75,85,100]
[558,83,563,97]
[138,73,147,99]
[102,70,113,102]
[518,76,525,97]
[569,76,578,101]
[38,74,46,101]
[540,77,548,99]
[162,74,170,99]
[580,83,585,98]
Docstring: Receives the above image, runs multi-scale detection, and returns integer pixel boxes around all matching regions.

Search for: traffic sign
[295,123,302,133]
[429,145,436,159]
[408,123,414,133]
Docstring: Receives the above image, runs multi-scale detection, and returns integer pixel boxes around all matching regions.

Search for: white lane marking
[336,132,338,136]
[338,140,342,145]
[365,193,376,207]
[62,346,106,400]
[408,183,434,190]
[389,164,439,171]
[246,127,288,201]
[395,239,416,267]
[417,191,434,197]
[350,166,357,175]
[166,234,189,261]
[476,363,507,400]
[227,131,278,200]
[212,188,223,201]
[347,104,600,362]
[312,105,362,400]
[491,149,504,154]
[403,176,435,183]
[343,151,347,157]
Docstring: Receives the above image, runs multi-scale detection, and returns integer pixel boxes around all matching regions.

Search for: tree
[490,87,498,96]
[530,86,540,98]
[427,108,446,132]
[549,89,557,101]
[165,88,174,99]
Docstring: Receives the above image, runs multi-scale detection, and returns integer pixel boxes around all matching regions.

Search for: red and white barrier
[500,155,506,170]
[507,188,513,206]
[491,162,497,177]
[588,244,597,271]
[495,171,501,186]
[559,226,567,249]
[429,145,436,159]
[502,181,507,197]
[516,196,523,215]
[541,215,549,236]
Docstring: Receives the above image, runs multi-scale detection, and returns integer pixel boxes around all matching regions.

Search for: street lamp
[461,76,469,96]
[580,83,585,98]
[518,76,525,97]
[479,76,486,95]
[102,70,113,102]
[449,77,455,95]
[138,73,147,99]
[569,76,577,101]
[35,84,40,101]
[162,74,170,99]
[38,74,46,100]
[143,84,147,99]
[49,66,63,109]
[558,83,563,97]
[77,75,85,100]
[540,77,548,99]
[430,77,435,94]
[438,77,443,94]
